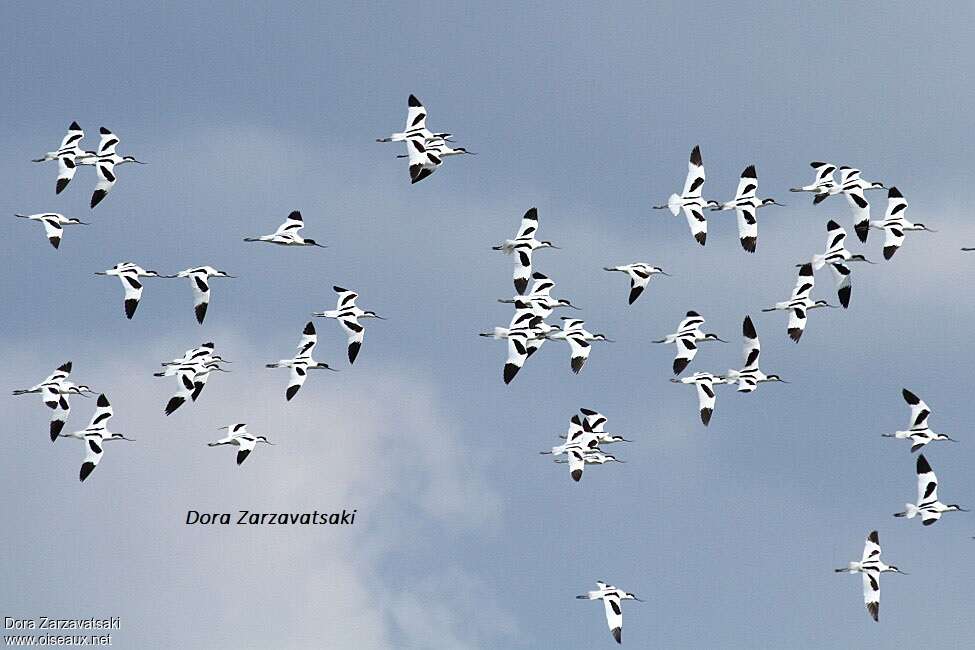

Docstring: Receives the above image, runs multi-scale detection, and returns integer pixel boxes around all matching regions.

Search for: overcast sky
[2,3,975,648]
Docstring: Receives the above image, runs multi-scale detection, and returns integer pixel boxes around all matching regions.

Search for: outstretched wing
[673,336,697,375]
[86,394,113,430]
[236,435,256,465]
[404,94,427,134]
[97,127,120,156]
[119,270,144,319]
[286,363,308,401]
[566,333,591,374]
[829,263,852,309]
[790,263,815,301]
[296,321,317,357]
[787,307,807,343]
[602,594,624,644]
[862,530,882,563]
[51,394,70,441]
[682,145,705,198]
[80,435,104,482]
[862,571,880,622]
[902,389,930,429]
[503,330,529,384]
[191,273,211,324]
[735,206,758,253]
[695,376,716,426]
[734,165,758,200]
[844,188,871,242]
[916,455,939,506]
[273,211,304,236]
[40,217,64,249]
[514,207,538,240]
[741,316,760,370]
[513,245,533,295]
[90,159,117,208]
[882,223,905,260]
[339,314,365,364]
[682,205,707,246]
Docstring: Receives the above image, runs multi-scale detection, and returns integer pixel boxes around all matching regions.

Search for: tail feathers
[811,255,826,271]
[897,503,919,519]
[667,193,681,216]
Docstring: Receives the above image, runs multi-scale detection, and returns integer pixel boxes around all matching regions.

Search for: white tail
[811,254,827,272]
[904,503,919,519]
[667,193,681,216]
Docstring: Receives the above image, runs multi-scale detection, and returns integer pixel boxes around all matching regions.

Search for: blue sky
[2,2,975,648]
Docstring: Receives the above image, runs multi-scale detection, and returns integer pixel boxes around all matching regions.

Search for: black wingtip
[237,449,251,465]
[570,356,585,374]
[741,164,756,178]
[888,186,902,199]
[916,454,931,474]
[50,420,64,441]
[90,189,107,208]
[49,236,61,249]
[96,394,109,407]
[868,530,879,544]
[69,121,81,130]
[673,358,689,375]
[883,246,897,260]
[742,315,757,339]
[408,94,422,107]
[838,286,851,309]
[826,219,841,230]
[56,178,70,194]
[288,210,302,221]
[570,469,583,482]
[902,388,920,405]
[686,310,700,317]
[195,302,208,324]
[286,385,300,401]
[59,361,73,372]
[740,236,757,253]
[503,363,519,385]
[303,321,315,335]
[348,341,361,365]
[689,145,702,166]
[99,126,111,135]
[700,408,713,426]
[612,627,622,643]
[333,285,347,293]
[514,278,528,295]
[788,328,803,343]
[124,298,138,319]
[855,223,869,243]
[694,231,706,246]
[165,396,184,416]
[79,462,96,482]
[798,263,813,276]
[628,286,643,305]
[813,193,828,205]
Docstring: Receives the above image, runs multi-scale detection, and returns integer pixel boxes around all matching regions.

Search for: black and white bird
[173,266,236,324]
[814,167,886,242]
[376,94,453,144]
[882,389,958,452]
[653,145,719,246]
[576,581,643,644]
[57,394,134,482]
[869,187,935,260]
[894,454,968,525]
[403,135,474,184]
[161,341,217,367]
[670,372,721,426]
[603,264,670,304]
[12,361,94,441]
[653,311,725,375]
[720,316,785,392]
[554,448,624,482]
[15,212,88,249]
[493,208,560,294]
[480,300,544,384]
[761,263,835,342]
[155,345,229,415]
[790,161,837,197]
[32,121,85,194]
[208,423,273,466]
[266,322,337,400]
[547,317,612,374]
[710,165,783,252]
[95,262,166,319]
[809,220,874,308]
[834,530,906,622]
[244,210,326,247]
[312,286,385,364]
[577,408,631,445]
[75,127,145,208]
[497,272,580,318]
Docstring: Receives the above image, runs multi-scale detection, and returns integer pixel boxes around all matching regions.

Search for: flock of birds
[10,98,972,644]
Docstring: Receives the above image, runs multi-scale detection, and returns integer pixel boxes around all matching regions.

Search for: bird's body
[603,264,669,304]
[15,212,87,249]
[244,210,326,247]
[208,423,272,466]
[266,322,336,400]
[58,394,134,482]
[95,262,165,319]
[74,127,145,208]
[868,187,934,260]
[576,581,643,644]
[810,220,873,308]
[720,315,785,392]
[404,135,474,184]
[761,263,834,342]
[710,165,783,252]
[12,361,94,441]
[653,145,719,246]
[894,454,968,525]
[834,531,905,622]
[312,286,384,364]
[480,301,546,384]
[155,344,228,415]
[653,311,725,375]
[546,317,612,374]
[493,208,559,294]
[790,161,837,196]
[814,167,886,242]
[882,389,957,452]
[376,94,452,143]
[174,266,235,324]
[497,272,579,318]
[32,122,85,194]
[670,372,721,426]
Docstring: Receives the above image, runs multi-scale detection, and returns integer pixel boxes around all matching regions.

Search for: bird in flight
[894,454,968,525]
[834,530,906,622]
[95,262,167,319]
[32,121,86,194]
[882,389,958,452]
[244,210,326,247]
[15,212,88,249]
[12,361,94,441]
[710,164,783,252]
[869,187,935,260]
[603,263,670,304]
[809,219,874,309]
[813,166,886,242]
[493,208,560,294]
[576,580,643,644]
[653,311,725,375]
[57,394,135,482]
[266,322,337,401]
[172,266,236,324]
[313,286,385,364]
[75,127,146,208]
[790,161,837,198]
[720,315,786,392]
[761,263,835,342]
[208,424,273,466]
[653,145,719,246]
